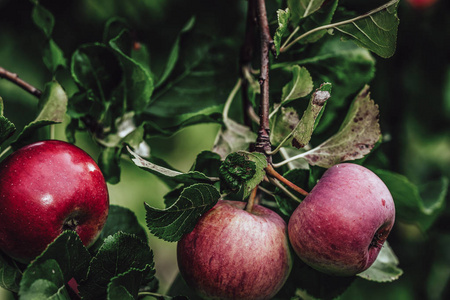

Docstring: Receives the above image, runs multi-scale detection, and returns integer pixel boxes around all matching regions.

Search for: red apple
[288,163,395,276]
[0,140,109,263]
[406,0,438,10]
[177,200,292,300]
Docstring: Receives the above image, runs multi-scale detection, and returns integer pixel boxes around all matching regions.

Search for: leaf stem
[267,176,302,203]
[138,291,172,299]
[265,164,309,196]
[0,145,12,160]
[272,149,312,168]
[281,25,299,50]
[223,78,242,125]
[0,66,42,98]
[280,0,399,53]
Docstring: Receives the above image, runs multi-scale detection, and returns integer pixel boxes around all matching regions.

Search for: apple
[0,140,109,263]
[406,0,439,10]
[288,163,395,276]
[177,200,292,300]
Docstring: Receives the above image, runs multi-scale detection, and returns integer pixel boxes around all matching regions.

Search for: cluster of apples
[0,141,395,300]
[177,164,395,299]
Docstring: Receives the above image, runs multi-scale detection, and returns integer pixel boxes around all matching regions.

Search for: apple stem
[265,164,309,197]
[0,66,42,98]
[245,186,259,212]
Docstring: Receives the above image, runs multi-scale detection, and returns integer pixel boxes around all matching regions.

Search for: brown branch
[0,66,42,98]
[254,0,274,163]
[265,164,309,197]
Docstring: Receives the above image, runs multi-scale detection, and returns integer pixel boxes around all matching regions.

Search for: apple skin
[0,140,109,263]
[288,163,395,277]
[177,200,292,300]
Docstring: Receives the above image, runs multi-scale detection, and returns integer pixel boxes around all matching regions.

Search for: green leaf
[298,0,338,44]
[145,183,220,242]
[0,251,21,293]
[290,83,331,148]
[19,259,70,300]
[79,232,155,300]
[335,0,400,58]
[18,231,90,299]
[31,231,91,283]
[43,39,67,74]
[145,22,235,133]
[128,146,218,185]
[12,81,68,149]
[0,97,16,147]
[271,83,331,148]
[71,43,123,102]
[107,266,154,300]
[156,16,196,88]
[288,0,326,21]
[274,8,291,56]
[109,30,154,112]
[89,205,148,255]
[300,85,381,167]
[358,242,403,282]
[191,150,222,178]
[273,37,376,109]
[219,151,268,199]
[372,170,449,231]
[281,66,314,104]
[31,2,54,38]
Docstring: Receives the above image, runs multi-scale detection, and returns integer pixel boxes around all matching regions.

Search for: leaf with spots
[271,83,331,148]
[145,183,220,242]
[301,85,381,167]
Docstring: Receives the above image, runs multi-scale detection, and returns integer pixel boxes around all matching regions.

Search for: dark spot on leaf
[292,139,305,149]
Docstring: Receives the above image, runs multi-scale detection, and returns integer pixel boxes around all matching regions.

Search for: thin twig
[222,79,242,125]
[280,0,399,53]
[0,66,42,98]
[265,164,309,196]
[268,176,302,203]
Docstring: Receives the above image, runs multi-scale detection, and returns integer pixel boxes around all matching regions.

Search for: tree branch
[0,66,42,98]
[254,0,274,162]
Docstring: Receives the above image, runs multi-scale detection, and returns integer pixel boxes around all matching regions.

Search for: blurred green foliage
[0,0,450,299]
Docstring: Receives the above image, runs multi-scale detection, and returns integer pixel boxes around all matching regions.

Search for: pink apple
[177,200,292,300]
[0,140,109,263]
[288,163,395,276]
